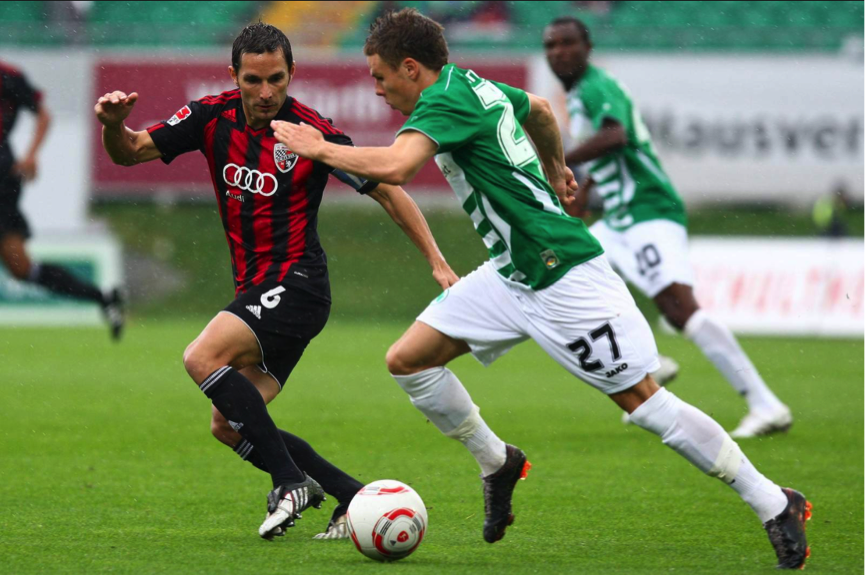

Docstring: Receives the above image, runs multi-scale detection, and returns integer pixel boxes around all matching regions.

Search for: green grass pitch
[0,321,862,574]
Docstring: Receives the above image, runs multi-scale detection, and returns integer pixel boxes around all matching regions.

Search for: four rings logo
[223,164,278,197]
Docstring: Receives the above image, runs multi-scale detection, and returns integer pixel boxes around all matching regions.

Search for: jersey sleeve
[580,79,630,131]
[323,131,378,195]
[492,81,530,125]
[5,71,42,112]
[396,93,480,153]
[146,100,209,164]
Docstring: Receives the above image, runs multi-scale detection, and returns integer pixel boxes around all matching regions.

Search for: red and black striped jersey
[0,62,43,174]
[147,90,376,300]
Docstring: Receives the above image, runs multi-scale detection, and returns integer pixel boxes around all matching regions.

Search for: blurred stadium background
[0,3,863,573]
[0,0,861,331]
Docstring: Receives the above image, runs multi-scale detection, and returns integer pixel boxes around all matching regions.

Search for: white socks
[629,388,788,523]
[393,367,506,476]
[685,310,785,414]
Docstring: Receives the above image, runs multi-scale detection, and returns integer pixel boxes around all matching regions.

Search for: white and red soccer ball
[346,480,427,562]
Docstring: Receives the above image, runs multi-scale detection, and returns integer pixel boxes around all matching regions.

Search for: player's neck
[417,67,442,94]
[562,64,589,92]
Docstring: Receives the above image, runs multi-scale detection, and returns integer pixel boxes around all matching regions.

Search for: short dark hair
[232,22,293,72]
[364,8,449,71]
[548,16,591,44]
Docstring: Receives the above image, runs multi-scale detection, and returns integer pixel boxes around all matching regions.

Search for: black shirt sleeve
[146,100,208,165]
[324,131,379,195]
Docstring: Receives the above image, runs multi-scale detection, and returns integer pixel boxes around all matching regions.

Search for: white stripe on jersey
[480,194,513,254]
[436,153,473,205]
[513,172,562,215]
[591,160,619,183]
[596,181,621,196]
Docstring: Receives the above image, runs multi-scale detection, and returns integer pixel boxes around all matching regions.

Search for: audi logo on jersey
[223,164,278,197]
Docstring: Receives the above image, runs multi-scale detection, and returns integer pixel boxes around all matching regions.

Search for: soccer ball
[346,479,427,562]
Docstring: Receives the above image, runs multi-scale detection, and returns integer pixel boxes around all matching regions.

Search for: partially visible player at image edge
[544,17,792,438]
[95,22,458,540]
[0,60,124,340]
[270,9,812,569]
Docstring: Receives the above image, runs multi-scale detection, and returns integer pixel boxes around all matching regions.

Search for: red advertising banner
[92,57,526,198]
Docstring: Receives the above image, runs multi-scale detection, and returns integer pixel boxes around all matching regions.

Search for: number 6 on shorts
[261,286,286,309]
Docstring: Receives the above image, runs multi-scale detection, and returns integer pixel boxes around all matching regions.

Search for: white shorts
[417,256,660,395]
[589,219,694,298]
[589,220,694,298]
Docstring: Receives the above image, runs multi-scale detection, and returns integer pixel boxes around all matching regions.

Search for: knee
[183,339,214,384]
[6,258,30,280]
[660,302,699,332]
[386,341,421,376]
[661,308,689,332]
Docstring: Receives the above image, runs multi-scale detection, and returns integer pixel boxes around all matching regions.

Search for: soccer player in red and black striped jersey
[95,23,458,540]
[0,61,124,339]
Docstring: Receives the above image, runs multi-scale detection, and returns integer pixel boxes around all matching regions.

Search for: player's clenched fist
[271,120,325,160]
[95,91,139,126]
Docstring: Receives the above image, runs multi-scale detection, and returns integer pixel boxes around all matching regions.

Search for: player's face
[230,50,293,129]
[544,23,591,85]
[367,54,419,116]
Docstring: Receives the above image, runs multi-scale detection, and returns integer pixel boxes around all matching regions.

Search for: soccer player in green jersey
[544,16,792,439]
[272,9,811,568]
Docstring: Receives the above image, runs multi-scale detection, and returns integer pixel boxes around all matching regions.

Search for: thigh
[416,261,529,367]
[389,320,472,373]
[223,279,328,388]
[622,220,695,298]
[525,256,661,395]
[191,311,264,371]
[0,175,30,241]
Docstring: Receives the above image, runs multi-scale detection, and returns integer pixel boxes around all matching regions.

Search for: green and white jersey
[398,63,603,291]
[567,65,687,231]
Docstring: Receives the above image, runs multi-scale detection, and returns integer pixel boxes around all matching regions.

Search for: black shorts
[0,173,30,240]
[223,278,330,389]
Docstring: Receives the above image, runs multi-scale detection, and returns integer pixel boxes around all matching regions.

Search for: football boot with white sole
[730,405,793,439]
[259,474,325,540]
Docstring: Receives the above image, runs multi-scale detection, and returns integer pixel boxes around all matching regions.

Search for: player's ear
[402,58,419,81]
[229,65,239,87]
[288,61,296,85]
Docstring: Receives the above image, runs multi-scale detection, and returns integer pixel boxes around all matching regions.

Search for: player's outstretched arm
[271,121,436,186]
[95,91,162,166]
[12,103,50,182]
[368,183,458,290]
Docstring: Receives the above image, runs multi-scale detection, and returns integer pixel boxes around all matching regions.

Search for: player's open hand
[271,121,325,160]
[95,91,139,127]
[432,262,460,290]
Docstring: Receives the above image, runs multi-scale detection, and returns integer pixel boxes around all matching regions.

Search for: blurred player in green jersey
[271,9,811,568]
[543,16,792,439]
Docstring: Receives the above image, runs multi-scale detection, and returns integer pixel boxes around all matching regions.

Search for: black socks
[234,430,363,503]
[200,366,304,488]
[32,263,105,305]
